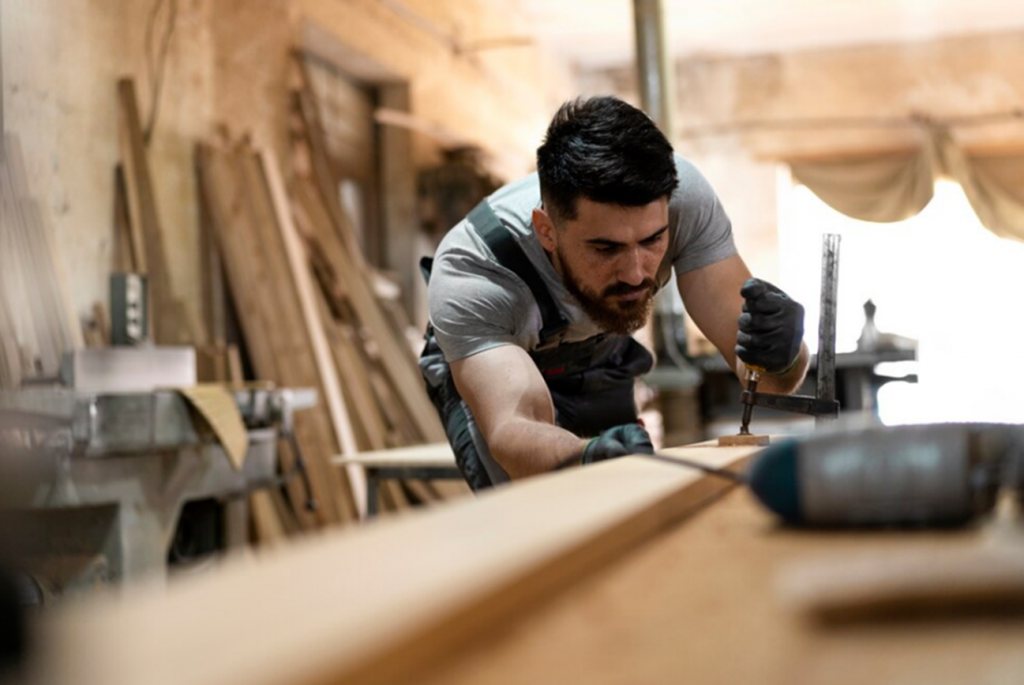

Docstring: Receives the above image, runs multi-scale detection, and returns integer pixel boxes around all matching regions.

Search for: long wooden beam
[28,443,761,685]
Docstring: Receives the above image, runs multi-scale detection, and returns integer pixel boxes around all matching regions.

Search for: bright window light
[777,170,1024,425]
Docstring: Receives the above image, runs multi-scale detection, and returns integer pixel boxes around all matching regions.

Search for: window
[778,171,1024,424]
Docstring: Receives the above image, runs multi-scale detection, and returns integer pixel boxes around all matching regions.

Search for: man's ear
[532,207,558,253]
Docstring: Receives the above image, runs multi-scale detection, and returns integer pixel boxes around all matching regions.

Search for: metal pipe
[632,0,675,135]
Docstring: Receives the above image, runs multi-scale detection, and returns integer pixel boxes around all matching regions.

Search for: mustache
[603,279,656,298]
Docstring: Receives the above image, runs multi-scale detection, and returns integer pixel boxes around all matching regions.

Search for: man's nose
[617,248,645,286]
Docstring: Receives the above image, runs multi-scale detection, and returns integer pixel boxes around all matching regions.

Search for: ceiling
[518,0,1024,69]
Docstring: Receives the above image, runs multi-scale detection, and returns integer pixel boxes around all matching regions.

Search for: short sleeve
[669,157,737,275]
[428,246,533,363]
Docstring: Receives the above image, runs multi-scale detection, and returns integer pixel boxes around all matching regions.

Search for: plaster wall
[2,0,573,332]
[2,0,215,336]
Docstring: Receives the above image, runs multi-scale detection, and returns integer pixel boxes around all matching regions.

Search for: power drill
[746,423,1024,527]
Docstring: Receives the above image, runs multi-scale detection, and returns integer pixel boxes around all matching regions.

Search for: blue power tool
[746,423,1024,527]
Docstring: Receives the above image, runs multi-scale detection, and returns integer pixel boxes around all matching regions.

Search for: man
[420,96,808,490]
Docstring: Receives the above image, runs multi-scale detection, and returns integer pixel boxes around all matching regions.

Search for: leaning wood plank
[319,297,389,452]
[112,165,137,273]
[249,490,286,547]
[235,146,353,525]
[261,147,366,517]
[5,135,82,352]
[196,164,225,347]
[0,289,20,389]
[289,55,368,273]
[292,180,446,442]
[0,136,82,375]
[197,144,321,528]
[195,145,282,391]
[32,442,759,685]
[117,78,189,344]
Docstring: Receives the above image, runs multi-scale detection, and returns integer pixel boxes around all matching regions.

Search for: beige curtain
[789,126,1024,241]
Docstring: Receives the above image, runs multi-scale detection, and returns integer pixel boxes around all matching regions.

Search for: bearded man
[419,96,808,490]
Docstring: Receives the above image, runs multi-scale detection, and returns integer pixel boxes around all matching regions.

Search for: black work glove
[582,423,654,464]
[736,278,804,374]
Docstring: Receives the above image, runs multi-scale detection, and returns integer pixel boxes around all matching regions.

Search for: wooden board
[117,79,190,344]
[413,487,1024,685]
[30,443,757,685]
[290,177,445,443]
[333,442,454,469]
[0,133,80,383]
[196,142,355,526]
[261,147,367,515]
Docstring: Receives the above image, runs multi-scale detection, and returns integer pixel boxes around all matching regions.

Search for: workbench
[332,443,461,517]
[19,440,1024,685]
[0,387,313,594]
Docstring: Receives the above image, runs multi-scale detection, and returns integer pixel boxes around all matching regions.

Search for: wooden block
[717,433,770,447]
[778,547,1024,623]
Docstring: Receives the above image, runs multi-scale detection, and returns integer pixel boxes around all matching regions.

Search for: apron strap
[468,200,569,347]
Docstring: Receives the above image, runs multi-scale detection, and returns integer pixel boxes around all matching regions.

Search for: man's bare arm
[450,345,586,479]
[676,254,809,394]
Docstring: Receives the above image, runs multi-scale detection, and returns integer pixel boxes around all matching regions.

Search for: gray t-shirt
[428,154,736,363]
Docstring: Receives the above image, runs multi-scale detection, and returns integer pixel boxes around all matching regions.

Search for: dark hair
[536,96,678,222]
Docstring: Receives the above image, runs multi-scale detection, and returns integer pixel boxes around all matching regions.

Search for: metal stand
[740,234,842,426]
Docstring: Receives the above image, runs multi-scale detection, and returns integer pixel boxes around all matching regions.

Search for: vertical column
[816,234,841,427]
[378,83,419,322]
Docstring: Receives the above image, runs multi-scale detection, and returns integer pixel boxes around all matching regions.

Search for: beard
[557,246,656,336]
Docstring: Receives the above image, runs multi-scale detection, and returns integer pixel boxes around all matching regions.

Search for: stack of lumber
[196,131,467,529]
[196,140,359,531]
[0,134,82,388]
[288,54,469,509]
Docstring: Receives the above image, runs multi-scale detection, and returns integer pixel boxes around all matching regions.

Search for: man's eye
[595,246,619,254]
[642,233,665,246]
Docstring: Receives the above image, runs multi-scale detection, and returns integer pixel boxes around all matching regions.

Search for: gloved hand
[582,423,654,464]
[736,278,804,374]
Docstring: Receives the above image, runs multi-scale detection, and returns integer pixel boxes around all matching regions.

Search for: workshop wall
[1,0,572,332]
[581,28,1024,321]
[2,0,216,339]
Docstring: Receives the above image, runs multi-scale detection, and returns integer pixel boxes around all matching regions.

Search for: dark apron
[419,200,654,490]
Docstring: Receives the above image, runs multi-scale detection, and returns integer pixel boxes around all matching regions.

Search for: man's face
[533,197,670,335]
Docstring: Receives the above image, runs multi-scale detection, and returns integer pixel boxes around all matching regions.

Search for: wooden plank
[0,290,20,389]
[196,161,225,346]
[196,144,320,528]
[91,303,111,346]
[318,298,389,452]
[14,143,82,351]
[112,165,137,273]
[377,83,418,320]
[117,78,189,344]
[333,442,453,469]
[195,144,283,387]
[234,145,353,525]
[414,485,1024,685]
[260,146,366,517]
[32,443,757,685]
[291,178,445,443]
[0,134,81,375]
[289,55,368,273]
[249,490,286,546]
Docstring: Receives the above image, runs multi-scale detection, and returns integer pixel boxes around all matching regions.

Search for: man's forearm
[486,418,587,480]
[736,342,810,395]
